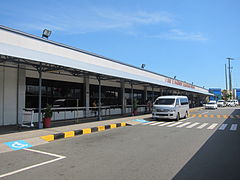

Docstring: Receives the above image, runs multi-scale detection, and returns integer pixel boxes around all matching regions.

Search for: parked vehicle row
[205,99,239,109]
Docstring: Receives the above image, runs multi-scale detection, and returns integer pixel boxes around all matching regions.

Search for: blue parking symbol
[4,140,32,151]
[133,119,149,123]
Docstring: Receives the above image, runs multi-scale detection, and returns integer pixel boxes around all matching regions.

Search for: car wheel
[176,113,180,121]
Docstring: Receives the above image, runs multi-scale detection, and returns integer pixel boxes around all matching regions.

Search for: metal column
[97,76,102,121]
[131,82,133,116]
[152,86,154,102]
[38,63,43,129]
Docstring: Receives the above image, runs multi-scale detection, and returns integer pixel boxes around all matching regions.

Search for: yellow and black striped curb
[41,122,131,142]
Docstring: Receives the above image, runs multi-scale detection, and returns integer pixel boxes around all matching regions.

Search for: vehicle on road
[217,100,226,107]
[205,101,218,109]
[233,99,239,106]
[152,96,189,121]
[226,100,235,107]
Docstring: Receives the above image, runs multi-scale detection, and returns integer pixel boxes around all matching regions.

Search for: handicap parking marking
[4,140,32,151]
[133,119,149,123]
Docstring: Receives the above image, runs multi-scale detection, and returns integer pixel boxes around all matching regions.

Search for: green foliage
[43,104,53,118]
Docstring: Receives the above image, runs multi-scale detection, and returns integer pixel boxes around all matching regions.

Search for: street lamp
[42,29,52,39]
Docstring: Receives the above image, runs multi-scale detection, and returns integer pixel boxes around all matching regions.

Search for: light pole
[226,57,234,98]
[225,64,228,91]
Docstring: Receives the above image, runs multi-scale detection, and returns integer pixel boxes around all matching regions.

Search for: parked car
[205,101,217,109]
[52,99,80,108]
[217,100,226,107]
[152,96,189,121]
[233,99,239,106]
[226,100,235,107]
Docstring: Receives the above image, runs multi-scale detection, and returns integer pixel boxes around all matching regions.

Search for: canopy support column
[97,76,102,121]
[38,63,43,129]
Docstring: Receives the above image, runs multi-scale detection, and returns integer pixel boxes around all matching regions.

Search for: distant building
[209,88,221,101]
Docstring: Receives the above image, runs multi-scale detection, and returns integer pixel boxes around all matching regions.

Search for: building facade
[0,26,212,126]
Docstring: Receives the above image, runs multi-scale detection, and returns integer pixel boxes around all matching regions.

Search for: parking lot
[0,107,239,179]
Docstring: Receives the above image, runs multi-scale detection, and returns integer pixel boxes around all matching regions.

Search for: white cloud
[7,7,174,34]
[150,29,207,41]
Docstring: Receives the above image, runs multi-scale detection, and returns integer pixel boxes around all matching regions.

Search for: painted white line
[230,124,238,131]
[0,148,66,178]
[186,122,200,129]
[177,122,191,128]
[201,111,209,115]
[142,121,157,125]
[186,117,195,120]
[149,122,165,126]
[167,122,183,127]
[218,124,228,130]
[207,123,218,130]
[197,123,209,129]
[158,122,175,127]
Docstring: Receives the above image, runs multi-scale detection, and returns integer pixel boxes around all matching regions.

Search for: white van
[152,96,189,121]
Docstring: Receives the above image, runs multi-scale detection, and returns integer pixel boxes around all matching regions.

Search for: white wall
[0,66,3,126]
[0,65,25,126]
[3,67,18,125]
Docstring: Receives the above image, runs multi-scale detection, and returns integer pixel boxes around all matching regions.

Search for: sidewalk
[0,107,203,153]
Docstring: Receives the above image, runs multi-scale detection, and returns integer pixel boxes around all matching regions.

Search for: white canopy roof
[0,25,212,96]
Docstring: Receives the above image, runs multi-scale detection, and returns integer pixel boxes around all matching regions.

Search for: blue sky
[1,0,240,89]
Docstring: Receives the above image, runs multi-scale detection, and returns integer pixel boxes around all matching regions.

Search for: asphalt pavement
[0,107,240,180]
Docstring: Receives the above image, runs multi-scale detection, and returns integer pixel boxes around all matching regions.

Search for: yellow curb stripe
[191,114,196,117]
[198,114,202,118]
[41,135,54,142]
[121,122,126,126]
[110,124,117,129]
[210,115,214,118]
[64,131,75,138]
[216,115,221,118]
[223,115,228,118]
[204,115,208,118]
[83,128,91,134]
[98,126,105,131]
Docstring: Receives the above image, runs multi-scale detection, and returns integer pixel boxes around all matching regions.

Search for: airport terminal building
[0,25,211,127]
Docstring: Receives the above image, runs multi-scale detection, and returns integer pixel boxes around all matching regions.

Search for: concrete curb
[41,122,131,142]
[189,107,204,113]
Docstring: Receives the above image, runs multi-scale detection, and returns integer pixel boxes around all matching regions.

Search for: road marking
[207,123,218,130]
[142,121,157,125]
[177,122,191,128]
[0,148,66,178]
[158,122,175,127]
[149,122,165,126]
[4,140,32,151]
[230,124,238,131]
[197,123,209,129]
[167,122,183,127]
[198,114,202,118]
[201,111,209,115]
[219,124,228,130]
[216,115,221,118]
[223,115,228,119]
[186,122,200,128]
[191,114,196,118]
[210,115,214,118]
[204,115,208,118]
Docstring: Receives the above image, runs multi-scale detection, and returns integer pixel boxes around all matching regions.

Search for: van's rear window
[154,99,175,105]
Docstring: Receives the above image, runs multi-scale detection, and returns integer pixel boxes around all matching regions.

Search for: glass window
[154,98,175,105]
